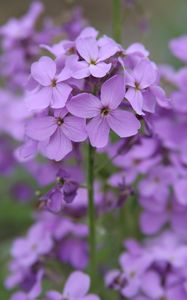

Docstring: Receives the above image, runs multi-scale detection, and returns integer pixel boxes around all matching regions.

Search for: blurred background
[0,0,187,298]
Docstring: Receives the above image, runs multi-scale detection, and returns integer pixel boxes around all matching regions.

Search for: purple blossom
[67,75,140,147]
[169,35,187,62]
[125,59,158,115]
[11,223,53,267]
[10,270,43,300]
[26,108,87,160]
[26,57,72,111]
[39,169,79,213]
[71,36,119,78]
[46,271,100,300]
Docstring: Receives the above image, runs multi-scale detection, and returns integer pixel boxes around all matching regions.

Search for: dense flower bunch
[105,34,187,299]
[0,2,87,201]
[17,25,167,162]
[1,2,187,300]
[106,232,187,299]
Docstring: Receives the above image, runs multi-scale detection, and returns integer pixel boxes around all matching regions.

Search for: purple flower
[119,252,152,298]
[39,169,79,213]
[67,36,119,78]
[11,223,53,267]
[10,270,43,300]
[58,238,88,269]
[125,59,158,115]
[67,75,140,147]
[109,138,160,185]
[26,108,87,160]
[46,271,100,300]
[0,2,43,40]
[139,195,187,235]
[26,56,72,111]
[138,165,174,201]
[169,35,187,62]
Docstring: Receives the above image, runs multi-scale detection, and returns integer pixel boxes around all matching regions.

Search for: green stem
[113,0,122,43]
[87,142,96,286]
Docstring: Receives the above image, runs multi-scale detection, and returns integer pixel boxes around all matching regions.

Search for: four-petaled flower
[125,59,157,115]
[67,37,119,79]
[67,75,140,148]
[26,108,87,160]
[27,56,72,111]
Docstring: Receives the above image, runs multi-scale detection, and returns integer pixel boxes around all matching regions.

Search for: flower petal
[10,292,27,300]
[25,87,52,112]
[100,75,125,109]
[45,128,72,161]
[169,36,187,63]
[133,59,157,89]
[46,291,62,300]
[67,93,101,118]
[174,179,187,205]
[125,87,144,115]
[140,211,167,235]
[65,55,90,79]
[87,116,110,148]
[51,83,72,109]
[57,67,71,82]
[15,140,38,162]
[31,56,56,86]
[82,295,100,300]
[98,39,119,61]
[141,271,164,298]
[63,271,90,299]
[26,117,57,141]
[28,270,43,298]
[107,109,140,138]
[76,37,98,62]
[62,116,87,142]
[89,62,111,78]
[142,90,156,113]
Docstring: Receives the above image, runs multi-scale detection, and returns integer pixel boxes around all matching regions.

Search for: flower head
[67,75,140,147]
[27,57,72,111]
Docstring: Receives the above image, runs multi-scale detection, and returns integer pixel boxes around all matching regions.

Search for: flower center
[135,81,140,90]
[101,107,110,116]
[129,271,136,278]
[51,79,57,87]
[31,243,37,250]
[90,59,97,65]
[154,176,160,183]
[57,118,64,126]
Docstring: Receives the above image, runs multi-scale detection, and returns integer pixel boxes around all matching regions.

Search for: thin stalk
[113,0,122,43]
[87,142,96,286]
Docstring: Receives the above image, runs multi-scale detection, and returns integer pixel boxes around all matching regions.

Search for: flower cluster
[1,2,187,300]
[106,231,187,299]
[6,212,89,296]
[17,24,167,162]
[104,34,187,299]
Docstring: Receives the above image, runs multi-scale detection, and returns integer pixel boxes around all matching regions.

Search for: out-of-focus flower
[46,271,100,300]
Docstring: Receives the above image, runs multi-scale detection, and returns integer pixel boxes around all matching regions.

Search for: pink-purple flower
[46,271,100,300]
[26,108,87,160]
[67,75,140,147]
[125,59,158,115]
[26,56,72,111]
